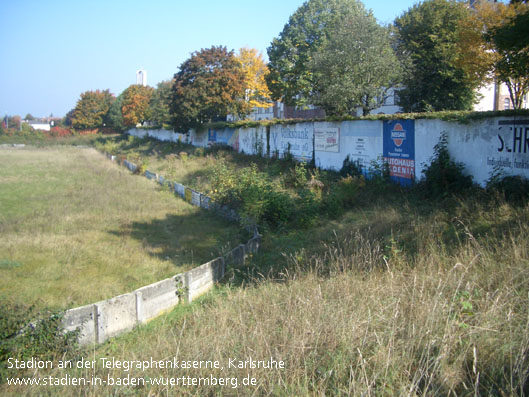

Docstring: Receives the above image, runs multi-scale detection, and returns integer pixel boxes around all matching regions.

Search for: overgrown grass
[2,134,528,395]
[5,190,527,395]
[0,130,103,146]
[94,135,368,230]
[0,146,245,310]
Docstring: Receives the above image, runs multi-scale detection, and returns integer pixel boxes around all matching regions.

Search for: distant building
[136,68,147,86]
[26,120,51,131]
[474,81,529,111]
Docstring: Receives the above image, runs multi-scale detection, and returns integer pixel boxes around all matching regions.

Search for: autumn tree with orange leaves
[457,0,529,109]
[71,89,115,130]
[171,46,249,132]
[121,84,154,127]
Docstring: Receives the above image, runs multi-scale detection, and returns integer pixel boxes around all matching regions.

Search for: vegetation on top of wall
[203,109,529,131]
[124,109,529,133]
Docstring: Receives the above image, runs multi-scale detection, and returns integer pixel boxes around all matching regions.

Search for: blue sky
[0,0,419,118]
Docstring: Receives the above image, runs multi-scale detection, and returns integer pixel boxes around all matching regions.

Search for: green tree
[394,0,478,112]
[24,114,34,121]
[106,94,125,132]
[488,7,529,108]
[121,84,154,127]
[266,0,365,107]
[63,109,75,127]
[170,46,249,132]
[458,1,529,110]
[149,80,174,128]
[310,5,401,116]
[72,90,115,130]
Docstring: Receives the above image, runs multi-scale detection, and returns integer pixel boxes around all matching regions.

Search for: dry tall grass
[9,196,527,396]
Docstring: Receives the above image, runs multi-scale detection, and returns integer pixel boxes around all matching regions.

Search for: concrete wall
[62,154,262,346]
[128,115,529,186]
[270,122,314,161]
[128,128,186,143]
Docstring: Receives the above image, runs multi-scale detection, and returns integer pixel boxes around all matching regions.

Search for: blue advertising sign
[383,120,415,186]
[208,129,217,143]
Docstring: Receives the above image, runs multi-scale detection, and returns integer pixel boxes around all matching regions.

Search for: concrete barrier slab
[63,304,97,346]
[185,257,224,302]
[123,160,138,173]
[135,277,180,323]
[145,170,157,180]
[225,244,246,267]
[95,293,137,343]
[191,190,201,207]
[185,187,193,203]
[200,194,211,210]
[174,183,185,198]
[246,235,262,255]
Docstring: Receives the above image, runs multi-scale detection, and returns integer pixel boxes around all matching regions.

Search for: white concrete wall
[270,122,313,161]
[128,115,529,186]
[416,117,529,185]
[189,129,208,147]
[315,120,383,171]
[238,126,267,155]
[128,128,186,143]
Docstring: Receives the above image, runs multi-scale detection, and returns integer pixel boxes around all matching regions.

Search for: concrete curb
[62,152,262,346]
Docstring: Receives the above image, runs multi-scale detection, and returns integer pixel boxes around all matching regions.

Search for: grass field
[6,187,528,396]
[0,146,245,310]
[1,135,528,395]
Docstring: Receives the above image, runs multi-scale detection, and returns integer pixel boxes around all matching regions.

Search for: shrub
[420,133,473,197]
[211,162,293,229]
[323,175,365,218]
[340,155,363,177]
[0,301,79,383]
[368,157,391,186]
[48,126,73,138]
[283,162,310,189]
[487,175,529,204]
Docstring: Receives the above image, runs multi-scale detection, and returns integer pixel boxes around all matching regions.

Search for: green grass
[2,135,528,395]
[0,146,245,310]
[5,189,528,396]
[94,134,326,194]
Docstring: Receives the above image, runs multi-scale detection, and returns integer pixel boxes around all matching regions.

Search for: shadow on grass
[107,210,248,270]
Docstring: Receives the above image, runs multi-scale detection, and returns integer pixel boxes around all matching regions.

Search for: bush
[48,126,73,138]
[323,175,365,218]
[487,175,529,204]
[211,162,294,229]
[283,162,310,189]
[340,155,363,177]
[0,301,79,383]
[420,133,473,197]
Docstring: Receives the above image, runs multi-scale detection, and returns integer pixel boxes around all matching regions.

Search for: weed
[0,300,80,383]
[419,133,474,198]
[340,155,363,177]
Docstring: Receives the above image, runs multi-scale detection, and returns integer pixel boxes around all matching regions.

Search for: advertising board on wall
[383,120,415,186]
[207,128,239,151]
[314,127,339,153]
[270,124,313,161]
[493,119,529,171]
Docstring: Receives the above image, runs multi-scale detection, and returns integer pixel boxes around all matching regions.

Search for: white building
[26,120,51,131]
[136,68,147,86]
[474,81,529,111]
[368,87,402,115]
